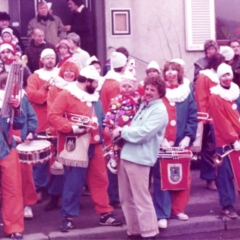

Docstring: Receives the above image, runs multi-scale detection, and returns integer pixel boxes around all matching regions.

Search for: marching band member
[195,53,225,190]
[153,61,197,229]
[0,72,38,220]
[48,65,121,232]
[209,63,240,219]
[44,60,79,211]
[27,48,59,201]
[0,73,26,239]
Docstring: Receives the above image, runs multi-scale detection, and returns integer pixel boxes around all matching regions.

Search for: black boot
[44,195,59,211]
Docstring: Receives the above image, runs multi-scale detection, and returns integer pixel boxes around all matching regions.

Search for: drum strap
[0,124,11,149]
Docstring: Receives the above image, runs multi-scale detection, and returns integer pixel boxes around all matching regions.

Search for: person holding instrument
[209,63,240,219]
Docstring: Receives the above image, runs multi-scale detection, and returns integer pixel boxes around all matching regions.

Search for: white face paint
[165,68,178,84]
[220,73,232,88]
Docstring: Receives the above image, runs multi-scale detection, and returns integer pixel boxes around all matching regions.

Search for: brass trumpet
[212,148,234,166]
[65,113,99,130]
[197,112,212,121]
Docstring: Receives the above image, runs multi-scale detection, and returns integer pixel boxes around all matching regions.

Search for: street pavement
[1,169,240,240]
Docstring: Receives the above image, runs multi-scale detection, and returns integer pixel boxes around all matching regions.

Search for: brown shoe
[206,180,217,191]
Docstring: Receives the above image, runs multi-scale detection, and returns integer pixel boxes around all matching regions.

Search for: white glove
[179,136,191,149]
[161,138,171,150]
[72,125,86,134]
[233,140,240,151]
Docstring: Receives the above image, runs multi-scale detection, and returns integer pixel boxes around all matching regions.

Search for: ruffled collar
[199,68,219,83]
[165,78,190,102]
[104,70,122,82]
[65,82,99,104]
[210,83,240,101]
[54,76,70,89]
[35,67,59,81]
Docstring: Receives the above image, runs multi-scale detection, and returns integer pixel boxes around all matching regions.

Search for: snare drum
[16,140,52,164]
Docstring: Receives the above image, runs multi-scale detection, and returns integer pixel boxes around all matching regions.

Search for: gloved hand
[72,125,86,134]
[179,136,191,149]
[233,140,240,151]
[161,138,171,150]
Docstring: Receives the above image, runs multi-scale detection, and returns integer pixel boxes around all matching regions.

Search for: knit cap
[80,65,100,81]
[147,61,160,72]
[220,46,234,61]
[111,52,127,68]
[217,63,233,79]
[40,48,55,59]
[120,70,137,89]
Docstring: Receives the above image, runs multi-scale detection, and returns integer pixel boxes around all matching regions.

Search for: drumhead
[16,140,51,151]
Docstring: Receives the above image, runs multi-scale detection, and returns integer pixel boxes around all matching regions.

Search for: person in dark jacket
[24,28,56,73]
[65,0,94,56]
[0,11,24,51]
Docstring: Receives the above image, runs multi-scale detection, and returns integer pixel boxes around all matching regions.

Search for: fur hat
[217,63,233,79]
[80,65,100,81]
[111,52,127,68]
[59,60,79,79]
[40,48,55,59]
[220,46,234,61]
[147,61,160,72]
[204,40,218,53]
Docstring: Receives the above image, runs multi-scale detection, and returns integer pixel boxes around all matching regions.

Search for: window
[215,0,240,40]
[185,0,215,51]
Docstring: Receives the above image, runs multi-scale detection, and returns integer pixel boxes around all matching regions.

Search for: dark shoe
[222,205,238,219]
[127,234,143,239]
[11,233,23,240]
[99,213,122,226]
[142,236,156,240]
[61,218,74,232]
[44,195,59,211]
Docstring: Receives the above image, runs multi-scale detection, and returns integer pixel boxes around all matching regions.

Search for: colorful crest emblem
[167,163,182,184]
[65,137,76,152]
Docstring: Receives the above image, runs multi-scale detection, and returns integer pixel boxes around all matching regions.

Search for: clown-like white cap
[40,48,55,59]
[0,43,14,53]
[171,58,185,68]
[86,55,99,66]
[111,52,127,68]
[80,65,100,81]
[147,60,160,72]
[220,46,234,61]
[217,63,233,78]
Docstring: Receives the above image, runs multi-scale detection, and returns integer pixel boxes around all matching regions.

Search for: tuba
[1,62,23,118]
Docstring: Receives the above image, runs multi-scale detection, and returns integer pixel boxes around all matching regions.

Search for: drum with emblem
[158,147,192,190]
[16,140,51,164]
